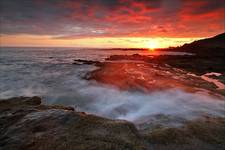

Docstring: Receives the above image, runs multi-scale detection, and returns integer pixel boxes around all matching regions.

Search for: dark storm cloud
[0,0,224,38]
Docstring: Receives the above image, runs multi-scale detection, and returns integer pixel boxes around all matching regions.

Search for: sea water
[0,47,224,126]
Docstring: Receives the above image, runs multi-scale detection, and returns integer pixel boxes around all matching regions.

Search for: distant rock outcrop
[166,32,225,56]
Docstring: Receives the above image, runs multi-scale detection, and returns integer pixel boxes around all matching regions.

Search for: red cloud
[1,0,224,38]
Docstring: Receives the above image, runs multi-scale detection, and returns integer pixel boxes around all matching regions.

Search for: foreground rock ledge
[0,96,143,150]
[0,97,225,150]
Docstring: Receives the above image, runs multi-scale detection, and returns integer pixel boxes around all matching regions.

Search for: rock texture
[0,97,225,150]
[143,116,225,150]
[0,97,144,150]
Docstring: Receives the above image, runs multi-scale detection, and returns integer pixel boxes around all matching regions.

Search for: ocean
[0,47,224,127]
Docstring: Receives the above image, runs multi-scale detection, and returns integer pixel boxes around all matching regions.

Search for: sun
[147,41,158,51]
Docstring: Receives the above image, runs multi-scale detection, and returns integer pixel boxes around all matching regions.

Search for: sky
[0,0,224,48]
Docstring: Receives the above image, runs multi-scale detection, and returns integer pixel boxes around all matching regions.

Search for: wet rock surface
[88,60,224,96]
[88,54,225,96]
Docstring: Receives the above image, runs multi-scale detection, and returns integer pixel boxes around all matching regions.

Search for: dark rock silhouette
[185,32,225,49]
[164,32,225,56]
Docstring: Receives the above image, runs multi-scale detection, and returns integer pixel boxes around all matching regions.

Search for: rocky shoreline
[1,96,225,150]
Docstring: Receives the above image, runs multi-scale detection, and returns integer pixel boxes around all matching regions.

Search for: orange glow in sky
[0,34,202,48]
[0,1,224,48]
